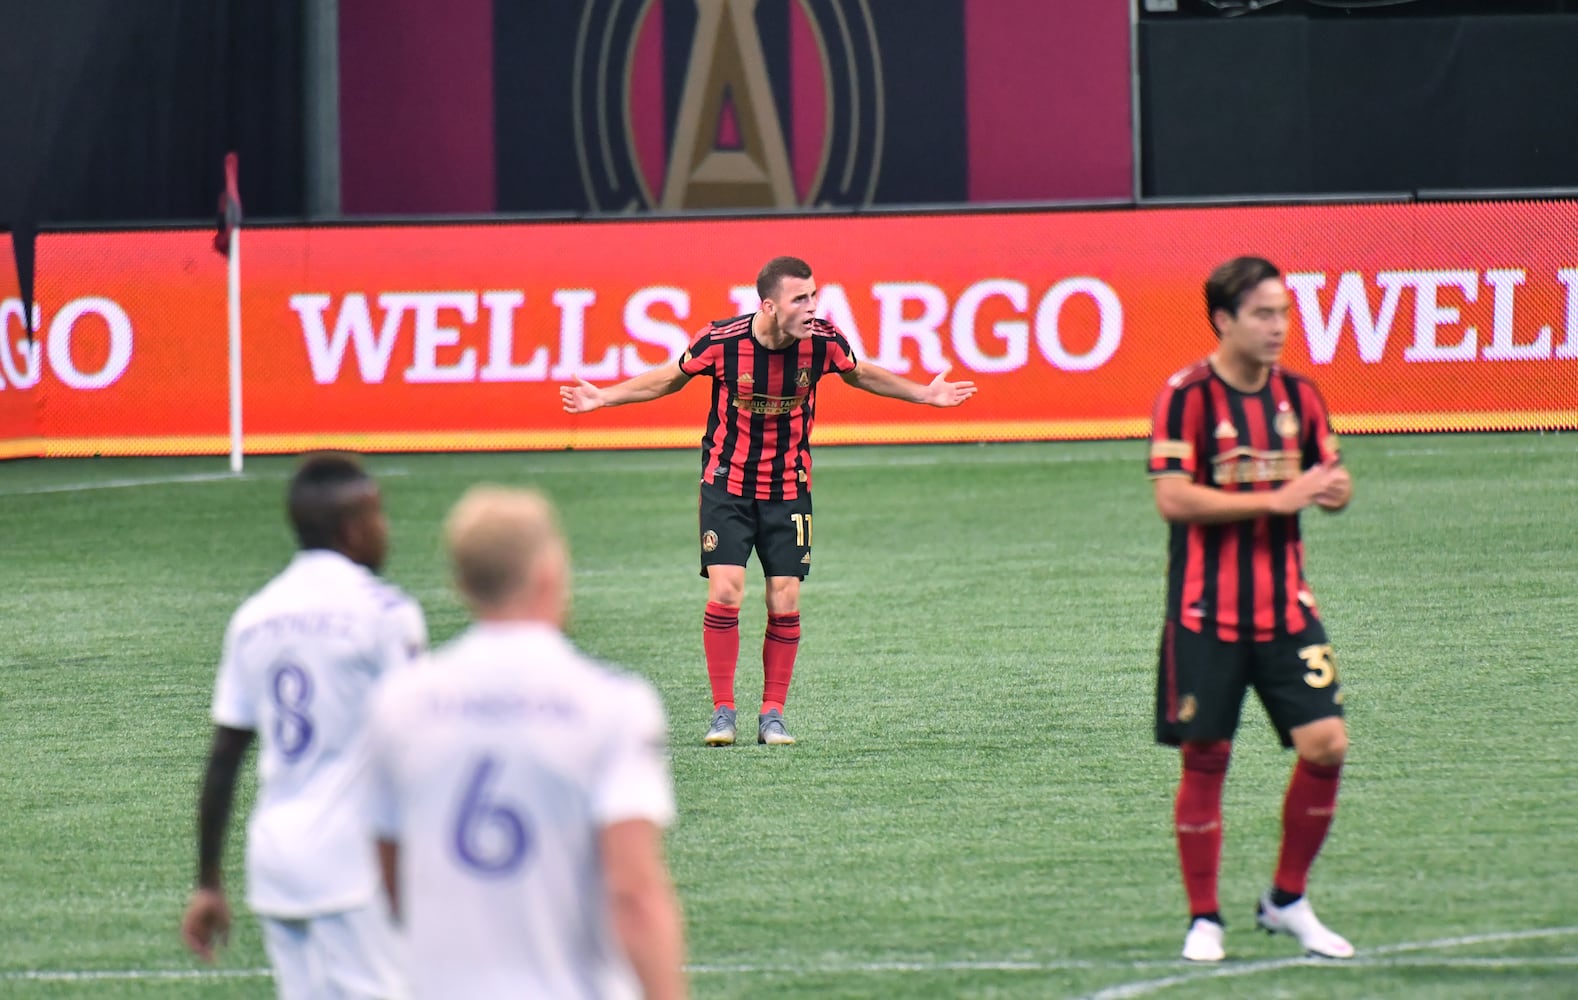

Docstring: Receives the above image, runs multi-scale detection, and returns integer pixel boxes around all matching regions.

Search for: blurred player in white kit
[182,454,427,998]
[367,485,686,1000]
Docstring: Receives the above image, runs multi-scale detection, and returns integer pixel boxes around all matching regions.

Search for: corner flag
[214,152,242,256]
[215,152,244,472]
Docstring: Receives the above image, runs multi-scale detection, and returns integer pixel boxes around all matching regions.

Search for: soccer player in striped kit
[562,256,976,746]
[1148,256,1355,963]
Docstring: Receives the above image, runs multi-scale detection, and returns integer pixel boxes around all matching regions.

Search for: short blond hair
[443,486,564,608]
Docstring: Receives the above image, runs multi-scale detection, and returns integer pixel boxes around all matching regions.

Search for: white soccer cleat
[1255,893,1354,959]
[1181,917,1225,962]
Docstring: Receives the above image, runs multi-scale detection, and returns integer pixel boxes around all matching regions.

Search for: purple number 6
[452,756,530,876]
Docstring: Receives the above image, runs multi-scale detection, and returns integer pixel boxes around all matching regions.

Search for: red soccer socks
[703,602,739,710]
[1176,741,1232,919]
[1274,758,1342,898]
[760,612,801,714]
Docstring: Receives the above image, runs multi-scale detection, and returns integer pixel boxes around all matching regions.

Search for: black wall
[1140,10,1578,197]
[0,0,304,230]
[1,0,304,318]
[6,2,1577,226]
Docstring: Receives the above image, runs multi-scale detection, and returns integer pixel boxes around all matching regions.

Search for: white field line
[1075,925,1578,1000]
[509,449,1141,477]
[6,438,1565,495]
[1,468,412,497]
[1,968,272,983]
[1379,445,1577,457]
[7,926,1575,986]
[1,472,245,496]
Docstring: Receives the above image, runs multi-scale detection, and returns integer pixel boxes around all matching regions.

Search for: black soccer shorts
[1154,617,1344,748]
[697,482,813,580]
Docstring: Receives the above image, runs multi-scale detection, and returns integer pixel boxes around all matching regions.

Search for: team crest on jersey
[1178,694,1198,723]
[796,368,811,387]
[701,530,719,552]
[1214,420,1237,439]
[570,0,883,211]
[1274,407,1299,439]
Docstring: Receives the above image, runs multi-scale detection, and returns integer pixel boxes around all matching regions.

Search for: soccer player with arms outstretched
[181,455,427,997]
[1147,257,1355,963]
[562,256,976,746]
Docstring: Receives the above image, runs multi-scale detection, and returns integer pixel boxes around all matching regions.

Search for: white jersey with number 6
[211,549,427,918]
[367,622,676,1000]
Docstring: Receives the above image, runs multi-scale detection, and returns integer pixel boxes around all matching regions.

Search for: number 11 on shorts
[791,513,812,546]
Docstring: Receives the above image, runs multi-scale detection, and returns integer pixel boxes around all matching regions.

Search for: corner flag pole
[226,225,242,473]
[215,153,244,473]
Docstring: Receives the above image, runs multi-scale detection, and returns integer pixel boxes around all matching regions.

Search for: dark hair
[756,256,813,301]
[287,454,373,550]
[1204,257,1281,335]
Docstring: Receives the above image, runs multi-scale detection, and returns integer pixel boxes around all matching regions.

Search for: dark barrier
[0,233,38,457]
[1140,11,1578,197]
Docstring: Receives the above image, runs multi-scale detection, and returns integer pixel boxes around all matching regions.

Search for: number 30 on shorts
[1297,644,1338,689]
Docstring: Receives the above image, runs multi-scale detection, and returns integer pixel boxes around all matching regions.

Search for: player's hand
[1269,462,1338,516]
[1314,464,1351,511]
[560,377,606,414]
[180,887,232,963]
[923,364,977,407]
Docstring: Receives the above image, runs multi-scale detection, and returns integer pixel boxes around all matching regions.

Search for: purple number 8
[271,663,314,761]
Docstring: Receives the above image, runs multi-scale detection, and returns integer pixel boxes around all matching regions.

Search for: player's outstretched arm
[181,725,254,962]
[561,361,691,413]
[602,819,688,1000]
[841,362,977,407]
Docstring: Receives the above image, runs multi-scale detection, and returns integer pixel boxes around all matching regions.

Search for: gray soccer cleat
[757,709,796,745]
[703,706,737,746]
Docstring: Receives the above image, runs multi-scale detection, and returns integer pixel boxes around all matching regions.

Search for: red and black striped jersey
[678,314,859,500]
[1147,360,1342,642]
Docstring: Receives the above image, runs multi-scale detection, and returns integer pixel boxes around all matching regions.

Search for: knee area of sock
[1299,746,1346,770]
[1181,741,1232,775]
[1297,732,1347,769]
[765,596,800,617]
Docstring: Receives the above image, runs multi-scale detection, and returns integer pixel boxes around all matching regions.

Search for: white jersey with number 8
[212,549,427,918]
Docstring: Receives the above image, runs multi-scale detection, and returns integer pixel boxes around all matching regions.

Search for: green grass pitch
[1,433,1574,998]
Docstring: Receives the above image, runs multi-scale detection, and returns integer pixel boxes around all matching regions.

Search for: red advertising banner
[0,235,41,458]
[19,201,1578,457]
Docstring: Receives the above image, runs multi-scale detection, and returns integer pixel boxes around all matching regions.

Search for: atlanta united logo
[1274,408,1299,440]
[572,0,884,212]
